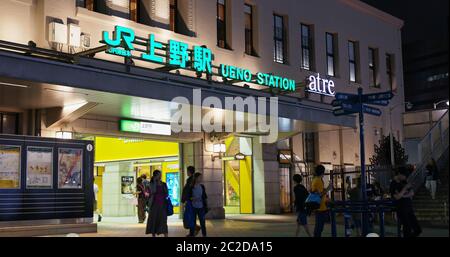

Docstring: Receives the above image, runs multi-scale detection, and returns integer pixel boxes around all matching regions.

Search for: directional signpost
[332,87,394,236]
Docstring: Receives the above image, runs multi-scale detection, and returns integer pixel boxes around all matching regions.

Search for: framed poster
[26,147,53,189]
[58,148,83,189]
[0,145,21,189]
[166,172,180,207]
[121,176,134,194]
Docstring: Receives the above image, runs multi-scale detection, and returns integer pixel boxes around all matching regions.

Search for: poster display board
[166,172,180,207]
[121,176,134,194]
[58,148,83,189]
[26,147,53,189]
[0,145,21,189]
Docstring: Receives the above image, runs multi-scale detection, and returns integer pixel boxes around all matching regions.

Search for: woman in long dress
[146,170,169,237]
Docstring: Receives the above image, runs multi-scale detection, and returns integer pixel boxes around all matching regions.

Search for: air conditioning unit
[48,22,67,44]
[68,24,81,47]
[80,33,91,48]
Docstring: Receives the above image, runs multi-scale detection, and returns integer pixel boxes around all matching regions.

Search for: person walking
[311,165,332,237]
[135,177,148,223]
[187,172,208,237]
[181,166,200,236]
[293,174,311,237]
[425,159,439,200]
[93,178,102,222]
[146,170,169,237]
[390,166,422,237]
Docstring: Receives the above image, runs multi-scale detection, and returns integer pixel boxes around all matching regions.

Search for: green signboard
[101,26,296,92]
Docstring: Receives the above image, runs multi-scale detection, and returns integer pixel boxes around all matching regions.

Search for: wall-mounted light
[212,143,226,161]
[55,131,73,139]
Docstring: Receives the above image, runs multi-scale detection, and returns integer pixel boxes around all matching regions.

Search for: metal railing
[330,200,399,237]
[409,110,449,192]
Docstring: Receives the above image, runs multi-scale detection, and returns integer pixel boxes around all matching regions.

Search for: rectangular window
[244,4,255,56]
[301,24,313,70]
[326,33,337,76]
[130,0,138,22]
[0,113,18,135]
[274,14,286,64]
[76,0,94,10]
[348,41,358,82]
[217,0,227,48]
[76,0,86,7]
[369,48,379,87]
[170,0,177,32]
[386,54,395,91]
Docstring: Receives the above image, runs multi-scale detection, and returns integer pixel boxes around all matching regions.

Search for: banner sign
[101,26,296,92]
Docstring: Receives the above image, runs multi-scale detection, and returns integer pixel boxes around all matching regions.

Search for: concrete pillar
[253,137,266,214]
[262,143,280,214]
[102,162,135,217]
[191,136,225,219]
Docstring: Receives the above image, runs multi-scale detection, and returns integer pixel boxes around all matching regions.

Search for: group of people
[293,163,430,238]
[134,166,208,237]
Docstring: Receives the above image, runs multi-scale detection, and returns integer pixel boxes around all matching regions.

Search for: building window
[273,14,286,64]
[244,4,256,56]
[0,113,19,135]
[130,0,139,22]
[304,132,315,163]
[369,48,379,87]
[301,24,314,70]
[76,0,94,10]
[348,41,359,82]
[217,0,228,48]
[326,33,337,77]
[169,0,177,32]
[386,54,395,91]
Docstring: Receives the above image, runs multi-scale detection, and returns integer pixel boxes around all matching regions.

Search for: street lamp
[389,101,413,167]
[433,100,449,109]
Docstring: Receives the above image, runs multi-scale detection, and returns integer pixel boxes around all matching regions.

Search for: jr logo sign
[102,26,135,57]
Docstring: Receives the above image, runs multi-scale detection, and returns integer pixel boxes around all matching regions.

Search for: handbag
[166,197,174,216]
[305,192,322,211]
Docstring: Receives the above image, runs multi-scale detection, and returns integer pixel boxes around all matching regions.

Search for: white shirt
[93,183,99,201]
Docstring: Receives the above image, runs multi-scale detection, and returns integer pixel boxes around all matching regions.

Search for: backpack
[305,192,321,211]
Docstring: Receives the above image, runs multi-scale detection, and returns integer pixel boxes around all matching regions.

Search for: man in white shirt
[93,178,102,222]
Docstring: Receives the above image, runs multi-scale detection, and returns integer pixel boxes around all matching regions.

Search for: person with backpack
[181,166,201,236]
[311,165,332,237]
[293,174,311,237]
[136,177,149,223]
[146,170,169,237]
[186,172,208,237]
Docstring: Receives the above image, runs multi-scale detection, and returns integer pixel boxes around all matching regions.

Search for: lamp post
[388,102,412,167]
[433,100,449,109]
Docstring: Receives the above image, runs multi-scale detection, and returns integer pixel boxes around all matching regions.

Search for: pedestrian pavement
[52,214,449,237]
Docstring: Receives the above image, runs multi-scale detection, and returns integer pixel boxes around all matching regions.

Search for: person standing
[293,174,311,237]
[135,177,148,223]
[181,166,200,236]
[93,178,102,222]
[146,170,169,237]
[348,178,362,237]
[425,160,439,200]
[311,165,332,237]
[390,166,422,237]
[187,172,208,237]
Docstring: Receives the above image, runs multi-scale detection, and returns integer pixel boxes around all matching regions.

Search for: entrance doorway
[222,136,253,214]
[87,136,180,217]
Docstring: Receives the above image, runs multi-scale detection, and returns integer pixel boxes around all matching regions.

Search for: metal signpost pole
[358,87,369,236]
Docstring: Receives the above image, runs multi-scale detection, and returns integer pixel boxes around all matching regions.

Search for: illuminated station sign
[305,73,336,97]
[101,26,296,92]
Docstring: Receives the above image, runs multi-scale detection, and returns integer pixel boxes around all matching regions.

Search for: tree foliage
[370,134,408,167]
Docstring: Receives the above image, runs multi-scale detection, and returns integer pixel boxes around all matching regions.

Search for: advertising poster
[0,145,21,189]
[26,147,53,189]
[121,176,134,194]
[166,172,180,207]
[58,148,83,189]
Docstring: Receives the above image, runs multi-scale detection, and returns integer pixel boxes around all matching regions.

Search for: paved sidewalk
[55,214,449,237]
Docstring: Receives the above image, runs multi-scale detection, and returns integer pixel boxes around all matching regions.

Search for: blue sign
[362,91,394,102]
[341,102,360,113]
[363,105,382,116]
[332,108,355,116]
[335,93,357,101]
[365,100,390,106]
[166,172,180,207]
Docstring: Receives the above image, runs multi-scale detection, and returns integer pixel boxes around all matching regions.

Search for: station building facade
[0,0,404,234]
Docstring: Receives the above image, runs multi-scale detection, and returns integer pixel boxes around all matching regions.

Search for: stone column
[262,143,280,214]
[102,161,135,217]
